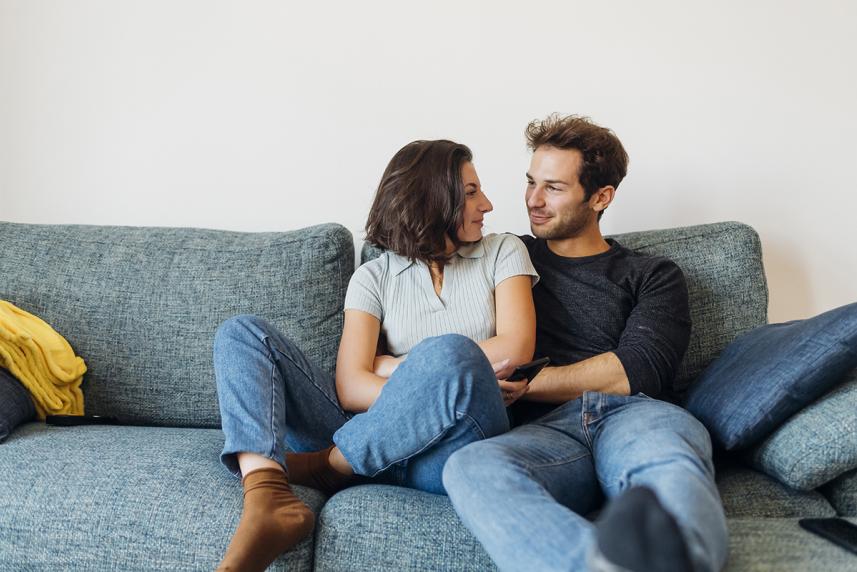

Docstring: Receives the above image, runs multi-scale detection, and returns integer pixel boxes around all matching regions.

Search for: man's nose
[527,187,545,207]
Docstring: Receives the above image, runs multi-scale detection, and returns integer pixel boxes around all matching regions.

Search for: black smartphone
[506,357,550,382]
[799,518,857,555]
[46,415,121,426]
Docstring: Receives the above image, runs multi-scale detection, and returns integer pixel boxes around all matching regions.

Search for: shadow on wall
[762,240,814,323]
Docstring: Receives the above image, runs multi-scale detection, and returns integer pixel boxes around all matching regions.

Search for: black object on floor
[799,518,857,556]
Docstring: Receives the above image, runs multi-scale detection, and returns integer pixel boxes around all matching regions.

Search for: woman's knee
[214,314,292,353]
[410,334,484,365]
[407,334,494,387]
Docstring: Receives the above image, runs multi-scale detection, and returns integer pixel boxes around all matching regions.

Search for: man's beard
[530,207,592,240]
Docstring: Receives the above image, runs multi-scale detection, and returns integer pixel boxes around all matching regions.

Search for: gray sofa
[1,219,855,571]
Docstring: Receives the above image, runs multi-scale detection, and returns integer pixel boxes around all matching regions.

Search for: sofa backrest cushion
[0,221,353,428]
[362,220,768,400]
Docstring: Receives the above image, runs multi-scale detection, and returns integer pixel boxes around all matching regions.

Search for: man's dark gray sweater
[515,236,691,422]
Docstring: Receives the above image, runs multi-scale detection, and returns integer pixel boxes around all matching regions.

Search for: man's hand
[373,354,403,378]
[492,359,529,407]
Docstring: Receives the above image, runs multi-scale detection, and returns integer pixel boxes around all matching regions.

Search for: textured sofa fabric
[312,468,841,572]
[0,423,324,571]
[747,368,857,491]
[2,219,855,571]
[0,222,352,428]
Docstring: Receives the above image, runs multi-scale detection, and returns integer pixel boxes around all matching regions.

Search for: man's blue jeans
[443,392,729,572]
[213,314,509,494]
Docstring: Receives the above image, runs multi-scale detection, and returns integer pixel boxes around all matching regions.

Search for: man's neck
[546,225,611,258]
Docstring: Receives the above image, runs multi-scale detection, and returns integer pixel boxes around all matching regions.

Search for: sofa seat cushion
[823,468,857,517]
[0,221,353,428]
[316,485,496,571]
[716,466,836,518]
[315,469,838,571]
[0,423,324,572]
[724,518,857,571]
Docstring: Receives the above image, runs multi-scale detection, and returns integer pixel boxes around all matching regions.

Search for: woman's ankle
[328,447,354,476]
[237,452,285,477]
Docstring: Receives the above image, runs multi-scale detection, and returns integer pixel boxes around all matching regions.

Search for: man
[442,114,728,572]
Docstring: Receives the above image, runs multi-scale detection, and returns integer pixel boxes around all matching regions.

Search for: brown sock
[286,445,354,496]
[216,467,315,572]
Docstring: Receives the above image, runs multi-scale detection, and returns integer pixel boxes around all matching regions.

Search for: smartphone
[799,517,857,555]
[46,415,121,426]
[506,357,550,382]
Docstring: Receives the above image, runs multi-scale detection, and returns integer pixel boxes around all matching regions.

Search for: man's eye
[548,186,559,192]
[526,181,534,186]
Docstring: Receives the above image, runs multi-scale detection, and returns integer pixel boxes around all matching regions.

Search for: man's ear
[590,185,616,213]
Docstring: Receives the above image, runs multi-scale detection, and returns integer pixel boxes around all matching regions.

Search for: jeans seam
[268,358,278,460]
[523,450,592,471]
[268,339,349,420]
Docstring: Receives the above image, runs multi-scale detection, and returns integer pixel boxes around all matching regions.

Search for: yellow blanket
[0,300,86,419]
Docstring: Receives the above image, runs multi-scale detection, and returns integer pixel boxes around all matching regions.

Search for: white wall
[2,0,855,322]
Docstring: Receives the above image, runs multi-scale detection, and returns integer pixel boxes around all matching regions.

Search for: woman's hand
[373,354,404,378]
[492,359,529,406]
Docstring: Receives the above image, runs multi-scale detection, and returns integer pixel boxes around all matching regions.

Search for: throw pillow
[684,302,857,451]
[746,368,857,490]
[0,367,36,443]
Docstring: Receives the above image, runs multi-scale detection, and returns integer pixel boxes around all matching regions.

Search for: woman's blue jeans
[213,314,509,495]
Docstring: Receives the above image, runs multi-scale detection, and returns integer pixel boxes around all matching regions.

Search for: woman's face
[457,161,493,242]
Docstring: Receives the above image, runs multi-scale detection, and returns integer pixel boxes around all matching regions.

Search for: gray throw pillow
[0,367,36,442]
[745,368,857,491]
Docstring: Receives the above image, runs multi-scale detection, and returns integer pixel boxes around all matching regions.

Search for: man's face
[525,146,596,239]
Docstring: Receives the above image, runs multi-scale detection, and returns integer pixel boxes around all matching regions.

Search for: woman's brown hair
[365,140,473,266]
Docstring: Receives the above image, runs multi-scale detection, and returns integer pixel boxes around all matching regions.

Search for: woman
[213,140,538,572]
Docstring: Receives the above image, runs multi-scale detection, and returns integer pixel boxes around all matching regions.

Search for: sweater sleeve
[612,258,691,397]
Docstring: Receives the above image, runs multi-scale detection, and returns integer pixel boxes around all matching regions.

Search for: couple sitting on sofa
[213,114,727,572]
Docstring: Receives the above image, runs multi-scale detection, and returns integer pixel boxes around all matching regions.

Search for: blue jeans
[213,314,509,494]
[443,392,729,572]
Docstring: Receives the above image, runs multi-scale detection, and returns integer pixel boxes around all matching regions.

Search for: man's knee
[443,440,521,494]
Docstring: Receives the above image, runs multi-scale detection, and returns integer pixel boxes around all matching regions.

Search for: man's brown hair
[526,114,629,220]
[365,139,472,266]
